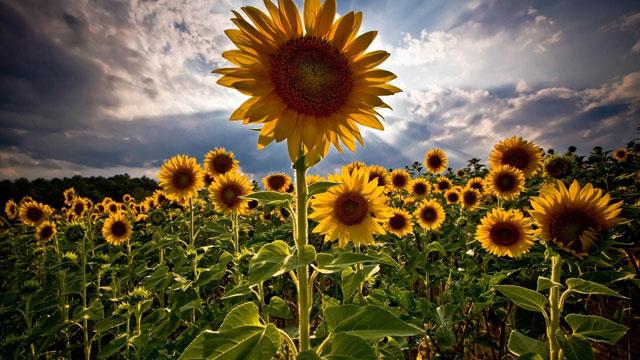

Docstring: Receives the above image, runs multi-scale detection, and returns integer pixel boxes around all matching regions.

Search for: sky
[1,0,639,180]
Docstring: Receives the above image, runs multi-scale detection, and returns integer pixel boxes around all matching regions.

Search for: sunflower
[367,165,390,188]
[414,199,445,231]
[484,165,525,200]
[466,177,485,193]
[461,188,481,210]
[63,188,76,206]
[263,173,292,192]
[275,206,291,221]
[306,174,324,185]
[20,196,34,206]
[434,177,453,193]
[158,155,205,203]
[409,178,431,200]
[543,155,573,178]
[35,221,57,242]
[529,180,623,257]
[153,190,170,207]
[424,149,448,174]
[4,199,17,220]
[123,194,134,203]
[144,196,157,210]
[105,201,120,215]
[309,167,391,248]
[475,208,535,258]
[204,147,239,177]
[95,203,106,214]
[612,147,628,162]
[216,0,400,161]
[444,188,461,205]
[102,213,132,246]
[455,169,466,178]
[345,161,367,174]
[384,208,413,237]
[70,197,88,218]
[389,169,410,191]
[489,136,542,177]
[19,201,51,227]
[209,171,253,215]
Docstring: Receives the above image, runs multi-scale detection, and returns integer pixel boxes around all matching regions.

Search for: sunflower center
[172,169,195,190]
[437,181,450,191]
[414,183,428,195]
[502,148,530,171]
[489,223,521,246]
[389,214,407,230]
[420,207,437,223]
[335,192,369,226]
[247,200,259,209]
[427,156,442,169]
[267,175,287,190]
[470,182,483,191]
[550,210,598,251]
[26,207,43,222]
[270,36,353,117]
[369,173,385,187]
[616,150,625,158]
[545,158,571,178]
[109,204,118,213]
[74,203,84,216]
[463,191,477,205]
[496,173,516,191]
[111,221,128,237]
[211,154,234,174]
[221,186,241,207]
[392,175,407,187]
[447,192,460,203]
[40,226,53,240]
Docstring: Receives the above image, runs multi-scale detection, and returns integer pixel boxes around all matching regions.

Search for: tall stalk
[294,162,311,352]
[548,255,562,360]
[81,226,91,359]
[189,199,198,323]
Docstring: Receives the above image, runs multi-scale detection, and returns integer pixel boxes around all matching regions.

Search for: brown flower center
[172,169,195,190]
[495,173,517,192]
[40,226,53,240]
[267,175,287,191]
[270,36,353,117]
[389,214,407,230]
[210,154,234,174]
[334,192,369,226]
[489,223,520,246]
[463,191,477,206]
[545,158,571,178]
[420,206,438,223]
[74,203,84,216]
[26,206,43,222]
[502,148,531,171]
[369,172,386,187]
[437,180,450,191]
[550,210,598,252]
[392,174,407,187]
[446,192,460,203]
[221,185,241,207]
[427,155,443,169]
[413,182,428,196]
[469,182,483,191]
[111,221,128,237]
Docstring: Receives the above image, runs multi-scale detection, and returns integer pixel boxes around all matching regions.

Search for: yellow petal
[303,0,320,34]
[314,0,336,38]
[345,31,377,58]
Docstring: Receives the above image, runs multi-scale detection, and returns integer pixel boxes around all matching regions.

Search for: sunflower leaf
[564,314,628,345]
[241,191,293,206]
[565,278,627,298]
[307,181,341,197]
[493,285,548,313]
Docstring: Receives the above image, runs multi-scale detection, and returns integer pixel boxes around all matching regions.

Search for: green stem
[294,162,311,352]
[81,229,91,360]
[548,255,562,360]
[189,199,198,323]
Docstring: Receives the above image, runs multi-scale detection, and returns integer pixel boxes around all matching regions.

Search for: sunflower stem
[294,160,311,352]
[548,255,562,360]
[81,224,91,360]
[189,198,199,323]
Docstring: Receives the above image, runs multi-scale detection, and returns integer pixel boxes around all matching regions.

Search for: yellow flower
[345,161,367,175]
[434,177,453,193]
[306,174,324,186]
[153,190,170,207]
[204,147,239,176]
[409,178,431,200]
[484,165,525,200]
[35,221,57,242]
[310,167,391,248]
[216,0,400,161]
[424,149,448,174]
[414,199,445,231]
[489,136,542,177]
[476,208,535,258]
[70,197,89,218]
[389,169,410,191]
[158,155,205,203]
[105,201,120,215]
[102,213,132,246]
[367,165,390,188]
[19,201,52,227]
[384,208,413,237]
[461,187,481,210]
[4,199,17,220]
[444,188,461,205]
[263,173,292,192]
[466,177,484,193]
[209,171,253,215]
[529,180,623,257]
[123,194,134,203]
[63,188,76,206]
[612,147,628,162]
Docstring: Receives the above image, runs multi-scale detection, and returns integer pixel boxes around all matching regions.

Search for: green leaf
[507,330,549,360]
[297,351,322,360]
[327,305,422,340]
[98,334,128,359]
[248,241,316,284]
[536,276,562,292]
[221,283,252,300]
[565,278,626,298]
[87,299,104,320]
[241,192,292,206]
[494,285,548,313]
[518,354,545,360]
[326,334,376,360]
[316,251,399,273]
[556,332,594,360]
[424,241,447,257]
[94,316,126,332]
[307,181,341,197]
[565,314,628,345]
[341,267,365,301]
[220,302,262,331]
[264,296,292,319]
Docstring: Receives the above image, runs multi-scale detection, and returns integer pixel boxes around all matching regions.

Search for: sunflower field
[1,0,639,359]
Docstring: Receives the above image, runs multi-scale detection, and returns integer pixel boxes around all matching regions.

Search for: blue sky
[0,0,639,180]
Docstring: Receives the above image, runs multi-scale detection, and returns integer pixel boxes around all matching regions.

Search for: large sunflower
[389,169,410,191]
[158,155,205,203]
[489,136,542,177]
[63,187,76,206]
[309,167,391,248]
[414,199,445,231]
[529,180,623,257]
[70,197,89,218]
[263,172,292,192]
[424,149,448,174]
[484,165,525,200]
[409,178,431,200]
[215,0,400,161]
[204,147,239,177]
[102,213,132,246]
[4,199,17,220]
[19,201,51,227]
[367,165,390,188]
[35,221,57,242]
[476,208,535,258]
[384,208,413,237]
[209,171,253,215]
